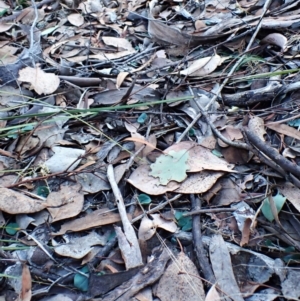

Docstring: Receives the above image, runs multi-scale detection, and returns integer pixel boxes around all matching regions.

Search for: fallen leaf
[248,116,266,141]
[175,171,224,194]
[279,182,300,213]
[43,146,85,173]
[266,123,300,140]
[19,264,32,301]
[149,150,189,185]
[209,235,244,301]
[165,141,235,173]
[52,208,123,235]
[138,214,177,241]
[127,165,180,195]
[180,55,221,77]
[18,66,60,95]
[261,33,287,51]
[47,184,84,222]
[0,188,47,214]
[53,231,107,259]
[102,37,135,51]
[156,251,205,301]
[68,13,84,26]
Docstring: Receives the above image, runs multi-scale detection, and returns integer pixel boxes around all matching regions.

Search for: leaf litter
[0,0,300,300]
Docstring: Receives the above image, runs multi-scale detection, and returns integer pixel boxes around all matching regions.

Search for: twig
[183,207,235,216]
[107,164,143,268]
[243,129,300,178]
[176,0,273,143]
[131,194,182,223]
[190,195,216,284]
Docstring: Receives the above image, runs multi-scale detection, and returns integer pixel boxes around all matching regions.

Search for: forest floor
[1,0,300,300]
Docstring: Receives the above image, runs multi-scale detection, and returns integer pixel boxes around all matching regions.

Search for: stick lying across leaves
[107,164,143,269]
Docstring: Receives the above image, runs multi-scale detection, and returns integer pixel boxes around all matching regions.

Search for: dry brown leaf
[156,251,205,301]
[67,13,84,26]
[18,66,60,95]
[0,22,13,33]
[124,137,162,154]
[210,235,244,301]
[47,184,84,222]
[52,208,123,235]
[138,214,177,241]
[127,165,180,195]
[0,188,47,214]
[180,55,221,77]
[66,50,135,63]
[19,263,32,301]
[205,284,221,301]
[240,218,252,247]
[279,182,300,213]
[116,72,130,89]
[165,141,235,172]
[53,231,106,259]
[261,33,287,52]
[175,171,224,194]
[102,37,134,51]
[266,123,300,140]
[247,116,266,141]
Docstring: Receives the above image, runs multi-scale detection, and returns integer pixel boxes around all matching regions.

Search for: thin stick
[176,0,273,143]
[107,164,143,268]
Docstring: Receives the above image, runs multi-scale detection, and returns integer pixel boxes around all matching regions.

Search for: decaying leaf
[0,188,47,214]
[138,214,177,241]
[67,13,84,26]
[165,141,235,172]
[180,55,222,77]
[155,251,205,301]
[209,235,244,301]
[53,231,107,259]
[47,184,84,222]
[149,150,189,185]
[261,33,287,52]
[43,146,85,173]
[19,263,32,301]
[18,66,60,95]
[127,165,180,195]
[279,182,300,213]
[52,208,123,236]
[247,116,266,141]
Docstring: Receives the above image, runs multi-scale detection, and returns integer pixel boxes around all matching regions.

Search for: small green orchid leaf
[138,194,152,205]
[149,150,189,185]
[137,113,148,124]
[261,191,286,222]
[74,266,89,292]
[6,223,20,235]
[37,186,50,198]
[211,149,223,157]
[288,119,300,127]
[175,211,192,231]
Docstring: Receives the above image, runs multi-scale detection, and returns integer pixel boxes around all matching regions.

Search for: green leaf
[149,150,189,185]
[137,113,148,124]
[37,186,50,198]
[188,128,195,136]
[282,253,300,263]
[211,149,222,157]
[175,211,192,231]
[138,194,152,205]
[288,119,300,127]
[74,266,89,292]
[261,191,286,222]
[6,223,20,235]
[0,9,8,17]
